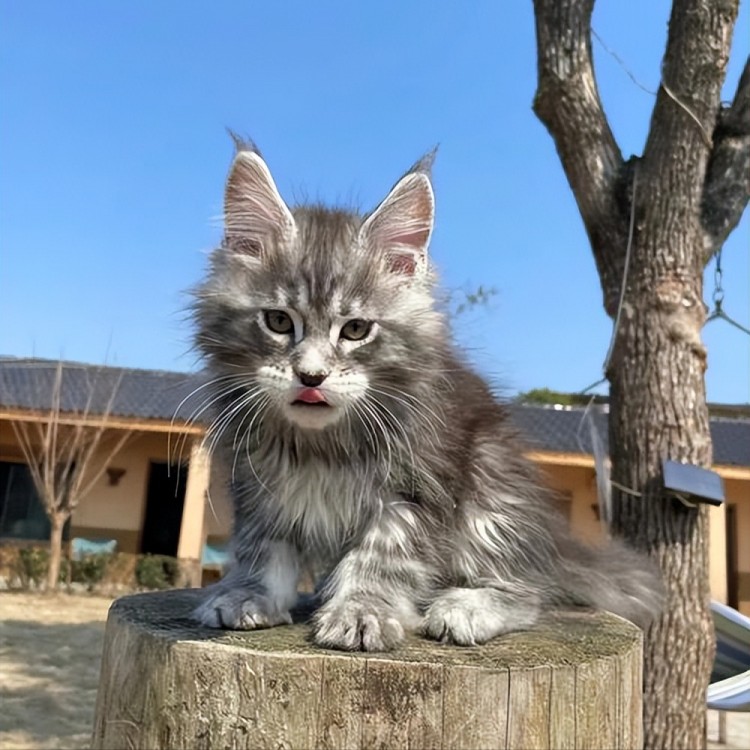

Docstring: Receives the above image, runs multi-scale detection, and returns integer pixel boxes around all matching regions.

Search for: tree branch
[701,55,750,259]
[77,430,134,504]
[640,0,740,240]
[532,0,628,313]
[11,420,48,511]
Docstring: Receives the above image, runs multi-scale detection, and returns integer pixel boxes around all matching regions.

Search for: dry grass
[0,592,114,750]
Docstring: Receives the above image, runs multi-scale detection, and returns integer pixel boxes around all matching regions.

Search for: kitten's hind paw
[312,601,405,652]
[424,588,540,646]
[193,586,291,630]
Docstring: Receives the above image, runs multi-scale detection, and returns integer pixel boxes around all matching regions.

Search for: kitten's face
[196,149,441,434]
[253,292,381,431]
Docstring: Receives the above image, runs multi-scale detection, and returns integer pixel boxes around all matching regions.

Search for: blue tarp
[202,542,229,567]
[71,537,117,560]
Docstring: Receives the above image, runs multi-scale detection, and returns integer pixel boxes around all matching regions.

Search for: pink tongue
[296,387,327,404]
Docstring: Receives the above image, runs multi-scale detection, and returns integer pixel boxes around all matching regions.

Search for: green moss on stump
[110,588,640,669]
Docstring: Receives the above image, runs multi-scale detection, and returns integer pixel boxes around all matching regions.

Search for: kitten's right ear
[223,151,296,257]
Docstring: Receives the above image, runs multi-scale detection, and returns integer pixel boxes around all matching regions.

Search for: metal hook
[703,249,748,335]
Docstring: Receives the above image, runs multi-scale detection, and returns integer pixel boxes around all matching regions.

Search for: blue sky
[1,1,748,404]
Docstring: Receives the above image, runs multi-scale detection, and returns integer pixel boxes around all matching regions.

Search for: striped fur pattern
[191,141,663,651]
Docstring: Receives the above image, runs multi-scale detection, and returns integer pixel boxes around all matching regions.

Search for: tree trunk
[46,513,66,591]
[93,590,645,750]
[531,0,748,746]
[608,258,714,747]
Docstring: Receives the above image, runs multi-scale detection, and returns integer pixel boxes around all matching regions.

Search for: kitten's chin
[283,403,343,431]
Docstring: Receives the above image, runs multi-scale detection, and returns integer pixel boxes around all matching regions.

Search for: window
[0,461,51,540]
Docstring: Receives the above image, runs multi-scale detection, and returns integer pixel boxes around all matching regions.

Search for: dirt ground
[1,591,747,749]
[0,592,115,750]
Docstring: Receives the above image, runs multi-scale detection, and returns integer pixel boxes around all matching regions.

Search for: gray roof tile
[1,358,747,467]
[0,358,205,424]
[505,403,750,468]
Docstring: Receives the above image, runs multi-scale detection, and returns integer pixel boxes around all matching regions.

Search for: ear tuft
[225,128,262,157]
[360,171,435,277]
[407,145,439,177]
[223,151,295,257]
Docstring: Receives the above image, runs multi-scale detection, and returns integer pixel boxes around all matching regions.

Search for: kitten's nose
[297,371,327,388]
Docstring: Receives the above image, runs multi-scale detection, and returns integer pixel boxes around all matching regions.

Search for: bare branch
[65,369,129,511]
[77,430,134,502]
[46,363,63,490]
[11,420,50,512]
[701,55,750,259]
[1,360,134,591]
[532,0,627,310]
[6,362,132,527]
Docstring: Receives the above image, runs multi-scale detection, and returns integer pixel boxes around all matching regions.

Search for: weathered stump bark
[92,589,643,750]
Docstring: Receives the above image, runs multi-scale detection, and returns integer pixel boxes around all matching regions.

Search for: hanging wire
[705,247,750,336]
[575,167,642,521]
[579,164,640,396]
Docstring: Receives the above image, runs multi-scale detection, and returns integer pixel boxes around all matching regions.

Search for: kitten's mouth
[292,387,331,407]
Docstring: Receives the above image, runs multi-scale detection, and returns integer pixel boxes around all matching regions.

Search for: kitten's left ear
[359,165,435,276]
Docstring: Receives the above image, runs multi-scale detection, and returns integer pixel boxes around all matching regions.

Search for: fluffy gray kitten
[192,141,663,651]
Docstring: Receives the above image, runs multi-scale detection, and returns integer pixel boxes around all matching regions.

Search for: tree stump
[92,589,643,749]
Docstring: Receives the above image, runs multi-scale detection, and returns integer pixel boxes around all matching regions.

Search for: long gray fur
[190,141,663,651]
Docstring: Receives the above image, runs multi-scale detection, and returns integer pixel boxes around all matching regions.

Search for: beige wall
[71,432,179,552]
[535,458,750,608]
[538,463,602,543]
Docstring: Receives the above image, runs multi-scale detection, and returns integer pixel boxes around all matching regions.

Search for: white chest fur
[262,457,376,553]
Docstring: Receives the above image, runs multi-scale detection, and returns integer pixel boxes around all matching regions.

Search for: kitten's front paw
[193,586,291,630]
[313,600,405,652]
[424,588,539,646]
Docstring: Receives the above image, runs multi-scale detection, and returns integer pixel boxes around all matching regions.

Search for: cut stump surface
[92,589,643,749]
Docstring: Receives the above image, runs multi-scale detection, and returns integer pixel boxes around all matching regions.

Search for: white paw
[313,600,405,652]
[193,586,291,630]
[424,588,538,646]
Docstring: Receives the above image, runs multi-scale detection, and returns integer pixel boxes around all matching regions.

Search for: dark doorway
[140,462,187,557]
[726,504,738,610]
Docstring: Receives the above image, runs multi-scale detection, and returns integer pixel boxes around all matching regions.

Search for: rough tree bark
[531,1,749,748]
[47,514,66,591]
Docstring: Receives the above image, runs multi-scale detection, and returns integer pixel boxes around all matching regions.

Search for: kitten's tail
[551,536,665,629]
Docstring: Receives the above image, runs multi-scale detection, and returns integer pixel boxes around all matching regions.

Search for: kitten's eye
[340,319,373,341]
[264,310,294,334]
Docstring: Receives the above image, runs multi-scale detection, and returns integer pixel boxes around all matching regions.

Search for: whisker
[204,386,265,459]
[239,394,274,494]
[169,374,249,465]
[359,398,396,481]
[179,380,254,464]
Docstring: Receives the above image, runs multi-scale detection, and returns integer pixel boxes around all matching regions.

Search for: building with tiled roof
[0,357,748,612]
[3,357,748,465]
